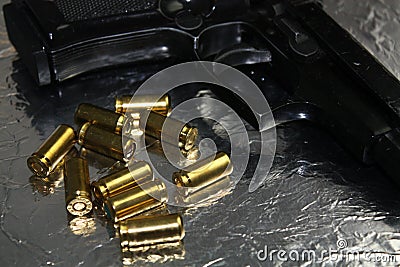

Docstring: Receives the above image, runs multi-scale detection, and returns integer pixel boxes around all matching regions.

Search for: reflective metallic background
[1,0,400,266]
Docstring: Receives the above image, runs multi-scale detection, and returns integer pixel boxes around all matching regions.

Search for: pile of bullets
[26,94,233,260]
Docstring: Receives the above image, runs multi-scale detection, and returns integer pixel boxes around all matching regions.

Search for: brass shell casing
[92,161,153,201]
[179,176,232,205]
[115,94,171,115]
[118,214,185,248]
[29,147,79,196]
[64,157,93,216]
[104,180,167,223]
[80,147,119,171]
[27,124,76,177]
[75,103,125,134]
[145,111,198,151]
[78,122,132,161]
[173,152,233,192]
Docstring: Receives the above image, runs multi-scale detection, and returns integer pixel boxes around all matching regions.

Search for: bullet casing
[177,176,233,205]
[92,161,153,201]
[104,180,167,223]
[75,103,125,134]
[27,124,76,177]
[118,214,185,248]
[64,157,93,216]
[79,122,131,161]
[80,147,120,171]
[29,147,79,196]
[173,152,233,193]
[145,111,198,151]
[115,94,171,115]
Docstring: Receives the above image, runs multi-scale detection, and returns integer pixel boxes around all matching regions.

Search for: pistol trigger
[213,44,272,67]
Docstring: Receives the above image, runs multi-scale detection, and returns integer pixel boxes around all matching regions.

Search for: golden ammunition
[173,152,233,193]
[75,103,125,134]
[146,134,200,161]
[78,122,133,161]
[177,176,233,205]
[80,147,121,171]
[145,111,198,151]
[104,180,167,223]
[64,157,93,216]
[92,161,153,201]
[27,124,76,177]
[118,214,185,248]
[29,147,79,196]
[115,94,171,115]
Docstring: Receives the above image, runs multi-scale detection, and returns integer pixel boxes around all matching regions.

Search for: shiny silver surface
[0,0,400,266]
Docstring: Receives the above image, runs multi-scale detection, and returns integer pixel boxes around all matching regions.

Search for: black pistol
[4,0,400,187]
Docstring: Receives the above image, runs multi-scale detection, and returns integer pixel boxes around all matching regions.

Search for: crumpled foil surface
[1,0,400,266]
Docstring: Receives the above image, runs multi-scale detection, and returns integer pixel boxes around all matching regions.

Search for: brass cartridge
[115,94,171,115]
[118,214,185,248]
[145,111,198,151]
[80,147,120,171]
[75,103,125,134]
[64,157,93,216]
[177,176,233,205]
[104,180,167,223]
[78,122,133,161]
[92,161,153,201]
[173,152,233,193]
[27,124,76,177]
[29,147,79,196]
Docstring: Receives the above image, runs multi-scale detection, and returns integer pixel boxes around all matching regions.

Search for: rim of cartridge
[180,126,198,151]
[67,196,93,216]
[115,95,131,114]
[115,114,125,134]
[78,122,92,146]
[162,94,172,115]
[27,153,52,178]
[27,124,75,177]
[91,180,108,202]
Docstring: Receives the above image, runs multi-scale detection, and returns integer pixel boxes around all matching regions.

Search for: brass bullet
[146,135,200,161]
[173,152,233,194]
[27,124,76,177]
[104,180,167,223]
[64,157,93,216]
[118,213,185,248]
[75,103,125,134]
[78,122,134,161]
[29,147,79,196]
[115,94,171,115]
[177,176,233,205]
[80,147,120,171]
[92,161,153,201]
[145,111,198,151]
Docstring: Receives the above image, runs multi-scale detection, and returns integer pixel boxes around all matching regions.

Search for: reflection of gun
[4,0,400,186]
